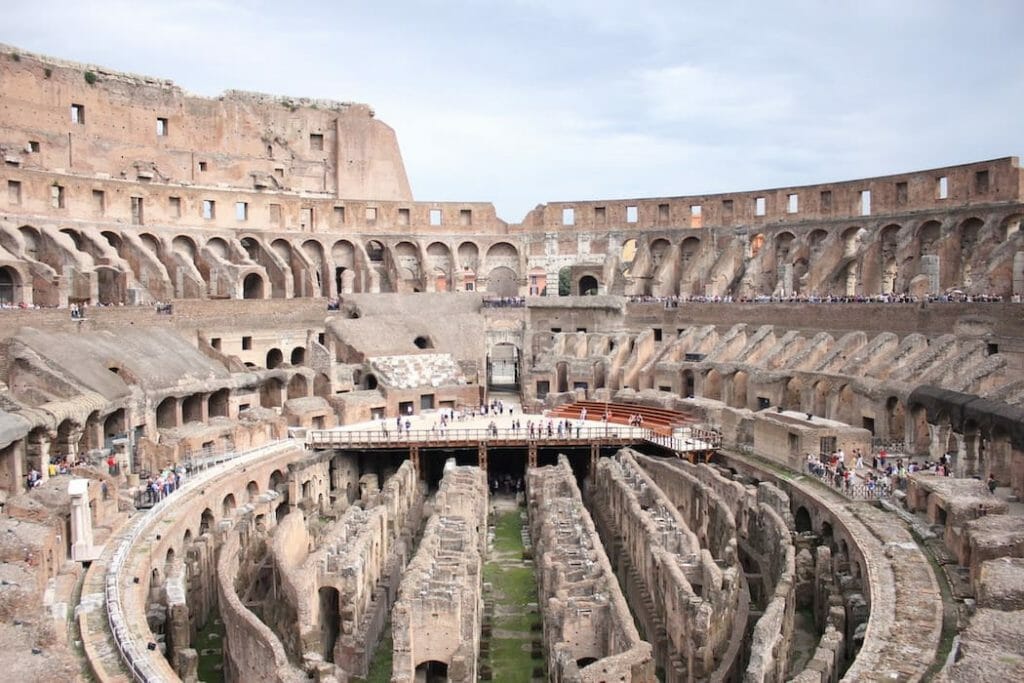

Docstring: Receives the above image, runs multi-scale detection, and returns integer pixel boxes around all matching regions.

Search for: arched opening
[783,377,803,411]
[886,396,905,442]
[314,373,331,397]
[732,371,749,409]
[103,408,126,443]
[290,347,305,365]
[242,273,264,299]
[165,547,176,573]
[556,361,569,393]
[205,237,229,259]
[287,374,309,399]
[704,369,722,401]
[247,480,259,502]
[181,394,203,424]
[364,373,378,390]
[266,348,284,369]
[578,274,599,295]
[366,240,385,262]
[95,267,122,305]
[621,238,638,272]
[682,369,695,398]
[0,267,17,305]
[222,493,236,517]
[795,506,812,533]
[413,335,433,349]
[209,389,230,418]
[576,657,599,669]
[319,586,340,662]
[260,378,284,408]
[156,397,178,429]
[557,266,572,296]
[486,266,518,297]
[199,508,215,535]
[414,661,449,682]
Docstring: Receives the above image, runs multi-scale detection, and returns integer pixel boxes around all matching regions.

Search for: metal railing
[106,439,296,682]
[306,425,642,448]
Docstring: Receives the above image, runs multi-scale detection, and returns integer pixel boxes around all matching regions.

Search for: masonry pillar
[528,442,537,469]
[409,445,420,479]
[26,433,52,485]
[477,442,488,474]
[69,478,98,561]
[919,255,940,295]
[590,442,600,478]
[1013,251,1024,298]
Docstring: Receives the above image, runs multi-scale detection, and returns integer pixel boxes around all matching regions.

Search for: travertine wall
[591,449,743,681]
[528,455,656,683]
[391,465,487,682]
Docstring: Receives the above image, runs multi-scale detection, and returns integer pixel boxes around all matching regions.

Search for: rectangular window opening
[820,190,832,212]
[7,180,22,205]
[169,196,181,218]
[626,205,638,223]
[241,336,253,350]
[722,199,734,215]
[198,161,208,172]
[653,328,663,342]
[92,189,105,214]
[459,209,472,226]
[333,206,345,224]
[300,207,313,231]
[51,184,65,209]
[398,208,410,226]
[975,170,990,194]
[365,206,378,222]
[309,133,324,151]
[429,208,442,226]
[787,193,798,214]
[130,196,144,225]
[595,206,606,224]
[273,167,284,178]
[28,140,40,153]
[658,203,670,221]
[70,104,85,124]
[937,176,948,200]
[202,199,216,220]
[754,196,766,216]
[895,181,908,205]
[235,202,248,221]
[156,117,168,137]
[860,189,871,216]
[562,207,575,226]
[690,204,702,228]
[270,203,282,225]
[210,338,222,350]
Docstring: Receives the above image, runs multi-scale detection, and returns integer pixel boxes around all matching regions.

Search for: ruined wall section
[268,459,423,679]
[528,455,656,683]
[636,456,798,683]
[0,44,411,200]
[391,465,487,682]
[591,449,744,681]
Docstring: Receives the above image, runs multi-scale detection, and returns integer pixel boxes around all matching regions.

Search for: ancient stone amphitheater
[0,44,1022,682]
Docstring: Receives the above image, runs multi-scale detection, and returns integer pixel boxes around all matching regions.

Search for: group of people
[482,297,526,308]
[627,292,1019,307]
[806,447,976,498]
[143,465,187,504]
[26,456,77,489]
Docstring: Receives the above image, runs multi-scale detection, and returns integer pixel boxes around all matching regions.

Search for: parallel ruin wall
[528,455,656,682]
[591,449,744,681]
[391,465,487,682]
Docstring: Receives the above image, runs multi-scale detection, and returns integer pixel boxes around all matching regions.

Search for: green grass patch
[195,616,225,682]
[357,618,394,683]
[493,512,526,554]
[489,637,535,682]
[494,610,539,634]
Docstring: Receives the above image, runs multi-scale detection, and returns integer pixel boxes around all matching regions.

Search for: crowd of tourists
[629,292,1018,307]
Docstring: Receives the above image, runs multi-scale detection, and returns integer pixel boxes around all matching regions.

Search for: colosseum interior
[0,43,1023,683]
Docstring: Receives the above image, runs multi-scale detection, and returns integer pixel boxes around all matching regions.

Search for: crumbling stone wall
[391,465,487,682]
[528,455,656,682]
[591,449,743,681]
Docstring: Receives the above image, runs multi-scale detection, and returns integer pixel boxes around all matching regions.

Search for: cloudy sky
[4,1,1022,221]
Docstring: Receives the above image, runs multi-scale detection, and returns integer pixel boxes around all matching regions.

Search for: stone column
[919,255,940,295]
[69,478,97,561]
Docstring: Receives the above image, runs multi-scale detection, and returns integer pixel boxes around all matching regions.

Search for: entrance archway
[242,273,264,299]
[578,274,599,295]
[0,267,20,304]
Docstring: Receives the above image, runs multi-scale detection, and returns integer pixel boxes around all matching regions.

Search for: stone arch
[704,369,722,401]
[314,373,331,397]
[260,377,284,408]
[139,233,161,257]
[681,368,695,398]
[650,238,671,266]
[270,238,292,264]
[556,361,569,393]
[732,371,749,409]
[0,266,21,305]
[156,397,178,429]
[485,242,519,270]
[998,213,1021,242]
[917,220,942,256]
[578,274,599,295]
[833,383,856,424]
[879,223,902,294]
[247,480,260,502]
[749,233,765,258]
[209,389,230,418]
[240,237,261,262]
[621,238,638,273]
[811,380,829,418]
[242,272,265,299]
[794,506,812,533]
[181,394,203,423]
[100,230,122,251]
[287,374,309,399]
[457,241,479,271]
[59,227,86,252]
[199,508,215,535]
[886,396,905,442]
[266,348,283,369]
[172,235,197,259]
[841,226,864,257]
[365,240,385,263]
[808,229,828,254]
[319,586,341,662]
[222,493,236,517]
[783,376,804,411]
[290,347,305,365]
[95,266,122,305]
[908,402,930,455]
[205,236,229,259]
